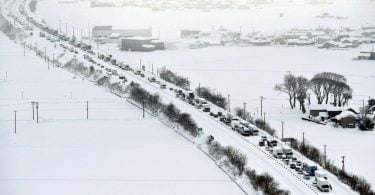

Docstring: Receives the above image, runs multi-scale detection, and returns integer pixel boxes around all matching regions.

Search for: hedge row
[126,82,200,136]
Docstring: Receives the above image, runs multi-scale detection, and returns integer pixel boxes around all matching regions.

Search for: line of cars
[259,136,332,192]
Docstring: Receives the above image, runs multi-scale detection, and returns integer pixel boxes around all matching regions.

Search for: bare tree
[274,72,297,109]
[296,76,309,113]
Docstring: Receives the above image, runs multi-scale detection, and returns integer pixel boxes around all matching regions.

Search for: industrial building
[120,37,165,52]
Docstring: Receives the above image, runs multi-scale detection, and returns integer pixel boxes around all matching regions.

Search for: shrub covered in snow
[28,0,37,12]
[159,67,190,90]
[195,86,227,109]
[254,118,276,136]
[358,117,374,131]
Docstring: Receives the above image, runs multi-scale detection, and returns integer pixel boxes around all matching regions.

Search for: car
[261,136,267,141]
[298,169,304,175]
[258,141,265,146]
[292,157,297,162]
[303,172,310,180]
[295,166,301,172]
[290,163,296,169]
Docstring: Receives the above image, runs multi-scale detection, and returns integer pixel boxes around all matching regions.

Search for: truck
[231,118,241,131]
[282,146,293,159]
[203,104,210,112]
[314,170,331,192]
[273,147,283,159]
[239,126,251,136]
[316,177,330,192]
[303,162,318,176]
[184,91,195,100]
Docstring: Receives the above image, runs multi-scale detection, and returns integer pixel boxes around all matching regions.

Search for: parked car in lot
[258,141,265,146]
[160,83,166,89]
[290,163,296,169]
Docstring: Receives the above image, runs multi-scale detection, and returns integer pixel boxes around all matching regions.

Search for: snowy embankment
[0,33,245,195]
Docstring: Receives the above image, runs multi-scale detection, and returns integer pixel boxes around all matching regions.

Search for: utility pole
[228,94,231,112]
[86,101,89,120]
[139,59,142,70]
[263,112,266,130]
[142,101,145,118]
[324,145,327,168]
[44,47,46,61]
[260,96,264,117]
[243,102,246,119]
[14,110,17,134]
[36,102,39,123]
[281,121,284,141]
[65,23,68,35]
[152,64,154,74]
[256,107,258,118]
[31,101,35,120]
[362,99,366,120]
[341,156,346,171]
[198,82,201,96]
[302,132,305,147]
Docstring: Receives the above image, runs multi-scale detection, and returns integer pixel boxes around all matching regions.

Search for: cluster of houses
[181,26,375,49]
[308,105,365,128]
[92,26,164,52]
[116,0,274,11]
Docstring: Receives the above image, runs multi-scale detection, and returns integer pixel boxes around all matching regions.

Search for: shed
[309,105,327,117]
[335,111,358,128]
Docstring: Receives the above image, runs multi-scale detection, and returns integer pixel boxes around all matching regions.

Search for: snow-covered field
[0,33,245,195]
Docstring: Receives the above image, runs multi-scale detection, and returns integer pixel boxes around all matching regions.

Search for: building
[180,29,201,38]
[120,37,164,52]
[335,111,358,128]
[92,26,152,38]
[309,105,327,117]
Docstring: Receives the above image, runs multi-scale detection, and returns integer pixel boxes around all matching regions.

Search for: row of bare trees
[275,72,352,113]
